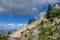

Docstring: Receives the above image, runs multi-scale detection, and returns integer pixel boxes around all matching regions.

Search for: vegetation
[0,34,9,40]
[38,4,60,40]
[46,4,60,19]
[0,31,11,40]
[28,35,32,40]
[28,18,36,24]
[49,17,54,22]
[40,20,45,26]
[47,4,52,14]
[46,4,52,19]
[28,31,32,40]
[38,27,60,40]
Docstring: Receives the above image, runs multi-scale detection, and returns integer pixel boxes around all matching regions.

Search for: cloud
[0,23,24,31]
[9,23,14,26]
[17,23,23,26]
[0,0,59,15]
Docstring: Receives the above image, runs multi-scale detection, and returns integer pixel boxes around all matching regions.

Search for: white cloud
[32,7,37,11]
[0,7,3,12]
[9,23,14,26]
[0,23,24,30]
[18,24,23,26]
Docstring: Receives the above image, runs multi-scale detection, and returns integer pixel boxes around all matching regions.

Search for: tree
[47,4,52,14]
[46,4,52,19]
[7,31,11,35]
[28,18,36,24]
[40,20,45,26]
[49,17,54,22]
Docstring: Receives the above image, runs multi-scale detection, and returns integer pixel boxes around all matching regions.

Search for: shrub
[28,35,32,40]
[28,18,36,24]
[40,20,45,26]
[0,34,9,40]
[49,17,54,22]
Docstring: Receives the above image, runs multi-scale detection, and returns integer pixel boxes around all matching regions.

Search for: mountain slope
[8,4,60,40]
[20,9,60,40]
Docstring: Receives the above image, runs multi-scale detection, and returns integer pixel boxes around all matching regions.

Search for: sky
[0,14,34,31]
[0,0,60,31]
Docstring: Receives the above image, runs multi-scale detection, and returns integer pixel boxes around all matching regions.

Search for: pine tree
[46,4,52,19]
[47,4,52,14]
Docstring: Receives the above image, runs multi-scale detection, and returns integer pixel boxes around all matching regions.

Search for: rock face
[54,3,59,9]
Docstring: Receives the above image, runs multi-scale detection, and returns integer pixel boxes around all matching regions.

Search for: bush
[38,27,59,40]
[46,8,60,19]
[49,17,54,22]
[28,18,36,24]
[0,34,9,40]
[40,20,45,26]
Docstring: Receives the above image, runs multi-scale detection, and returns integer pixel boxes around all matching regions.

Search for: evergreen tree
[47,4,52,14]
[46,4,52,19]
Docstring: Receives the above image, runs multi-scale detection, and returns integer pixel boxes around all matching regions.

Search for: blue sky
[0,13,33,25]
[0,13,38,31]
[0,0,60,31]
[0,13,34,31]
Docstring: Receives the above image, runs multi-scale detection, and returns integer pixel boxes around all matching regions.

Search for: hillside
[20,9,60,40]
[8,4,60,40]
